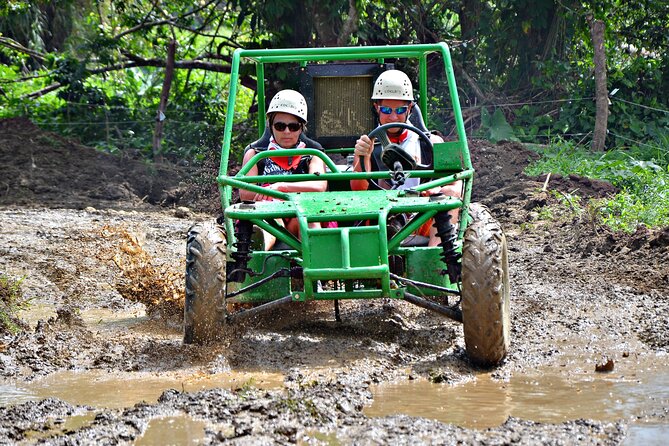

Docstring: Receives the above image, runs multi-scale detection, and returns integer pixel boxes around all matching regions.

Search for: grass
[0,274,30,334]
[525,139,669,232]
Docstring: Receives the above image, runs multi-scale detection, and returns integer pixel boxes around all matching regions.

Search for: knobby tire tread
[461,203,511,366]
[183,221,227,344]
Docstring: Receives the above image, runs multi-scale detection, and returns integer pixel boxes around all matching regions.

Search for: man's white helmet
[266,89,308,122]
[372,70,414,101]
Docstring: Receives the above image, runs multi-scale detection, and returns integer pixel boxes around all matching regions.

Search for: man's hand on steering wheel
[354,134,375,158]
[355,123,433,190]
[367,123,433,170]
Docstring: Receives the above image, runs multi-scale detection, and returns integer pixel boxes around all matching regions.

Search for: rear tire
[184,221,227,344]
[461,203,510,367]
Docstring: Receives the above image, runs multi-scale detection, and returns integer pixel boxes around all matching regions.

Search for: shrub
[0,274,30,334]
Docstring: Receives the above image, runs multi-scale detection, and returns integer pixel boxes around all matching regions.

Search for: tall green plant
[0,274,29,334]
[526,139,669,231]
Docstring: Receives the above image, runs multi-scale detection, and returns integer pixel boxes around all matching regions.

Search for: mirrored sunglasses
[273,122,302,132]
[378,106,409,115]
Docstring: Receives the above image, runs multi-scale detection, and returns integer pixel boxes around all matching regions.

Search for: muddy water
[366,352,669,430]
[135,415,208,445]
[0,369,284,409]
[22,413,98,443]
[3,304,284,410]
[18,304,147,329]
[623,424,669,446]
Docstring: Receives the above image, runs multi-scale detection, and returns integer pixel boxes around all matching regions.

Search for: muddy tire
[183,221,227,344]
[461,203,510,367]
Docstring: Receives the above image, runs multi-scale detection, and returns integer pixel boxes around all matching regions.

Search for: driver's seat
[408,103,429,133]
[408,103,433,168]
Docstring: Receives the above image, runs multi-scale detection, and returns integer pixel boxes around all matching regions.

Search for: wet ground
[1,118,669,444]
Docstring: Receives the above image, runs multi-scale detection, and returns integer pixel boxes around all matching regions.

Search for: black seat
[400,234,430,247]
[408,104,433,169]
[408,103,429,133]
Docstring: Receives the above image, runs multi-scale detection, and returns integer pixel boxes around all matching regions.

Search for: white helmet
[266,89,308,122]
[372,70,414,101]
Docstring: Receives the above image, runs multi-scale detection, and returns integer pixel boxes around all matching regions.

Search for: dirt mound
[0,118,616,214]
[469,139,617,203]
[0,118,187,209]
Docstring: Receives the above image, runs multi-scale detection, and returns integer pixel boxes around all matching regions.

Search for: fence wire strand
[6,94,667,150]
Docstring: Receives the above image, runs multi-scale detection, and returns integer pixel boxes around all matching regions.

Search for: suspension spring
[433,210,462,284]
[230,219,253,282]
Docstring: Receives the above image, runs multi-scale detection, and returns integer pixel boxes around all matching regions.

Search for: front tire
[184,221,227,344]
[461,203,510,367]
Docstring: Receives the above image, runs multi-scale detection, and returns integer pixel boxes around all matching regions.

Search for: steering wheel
[362,122,433,189]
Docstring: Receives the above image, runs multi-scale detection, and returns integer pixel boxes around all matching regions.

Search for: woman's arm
[270,156,327,193]
[238,149,260,202]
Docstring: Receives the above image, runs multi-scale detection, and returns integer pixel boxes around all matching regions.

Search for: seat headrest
[408,103,429,133]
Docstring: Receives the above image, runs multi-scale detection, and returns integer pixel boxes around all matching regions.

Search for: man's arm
[350,134,375,191]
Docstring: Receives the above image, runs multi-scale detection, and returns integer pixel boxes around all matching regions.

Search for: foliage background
[1,0,668,229]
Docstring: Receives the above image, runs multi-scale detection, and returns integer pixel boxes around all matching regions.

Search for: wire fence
[7,94,668,153]
[611,97,669,115]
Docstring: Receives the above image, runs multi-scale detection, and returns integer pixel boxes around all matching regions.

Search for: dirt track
[1,118,668,444]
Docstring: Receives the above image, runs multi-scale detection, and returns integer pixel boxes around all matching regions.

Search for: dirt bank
[1,119,668,444]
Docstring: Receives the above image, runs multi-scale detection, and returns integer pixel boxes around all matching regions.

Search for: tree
[589,15,608,151]
[0,0,666,159]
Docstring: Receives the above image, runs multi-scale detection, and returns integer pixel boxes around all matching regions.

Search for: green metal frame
[218,43,472,303]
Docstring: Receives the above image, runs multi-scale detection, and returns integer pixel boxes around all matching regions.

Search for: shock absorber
[230,219,253,282]
[432,199,462,284]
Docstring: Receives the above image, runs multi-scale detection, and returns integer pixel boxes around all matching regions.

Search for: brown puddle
[135,415,208,445]
[22,412,98,443]
[18,304,147,329]
[20,411,209,445]
[0,369,284,409]
[622,424,669,446]
[365,353,669,429]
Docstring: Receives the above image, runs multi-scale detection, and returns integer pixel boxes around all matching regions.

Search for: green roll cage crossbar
[218,43,473,246]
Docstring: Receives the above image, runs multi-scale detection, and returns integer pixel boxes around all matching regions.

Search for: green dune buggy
[184,43,510,367]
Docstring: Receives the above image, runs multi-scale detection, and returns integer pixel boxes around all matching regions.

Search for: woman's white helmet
[266,89,308,122]
[372,70,414,101]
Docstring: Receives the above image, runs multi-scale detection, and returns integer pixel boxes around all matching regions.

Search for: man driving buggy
[350,69,463,247]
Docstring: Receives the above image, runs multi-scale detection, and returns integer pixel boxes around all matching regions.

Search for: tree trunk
[589,17,608,151]
[459,0,482,71]
[152,40,176,162]
[337,0,359,47]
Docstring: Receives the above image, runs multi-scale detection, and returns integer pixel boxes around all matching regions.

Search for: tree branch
[114,19,173,40]
[22,57,258,99]
[25,82,62,99]
[0,37,47,62]
[452,59,487,103]
[113,0,224,40]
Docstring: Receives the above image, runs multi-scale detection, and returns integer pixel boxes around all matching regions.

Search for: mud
[1,119,668,444]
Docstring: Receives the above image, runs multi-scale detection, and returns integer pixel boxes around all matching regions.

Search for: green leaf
[488,108,518,143]
[480,107,491,127]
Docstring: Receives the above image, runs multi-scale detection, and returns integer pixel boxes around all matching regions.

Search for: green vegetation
[0,274,29,334]
[0,0,667,165]
[526,139,669,231]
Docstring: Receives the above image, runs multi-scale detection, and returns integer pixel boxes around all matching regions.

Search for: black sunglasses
[378,105,409,115]
[273,122,302,132]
